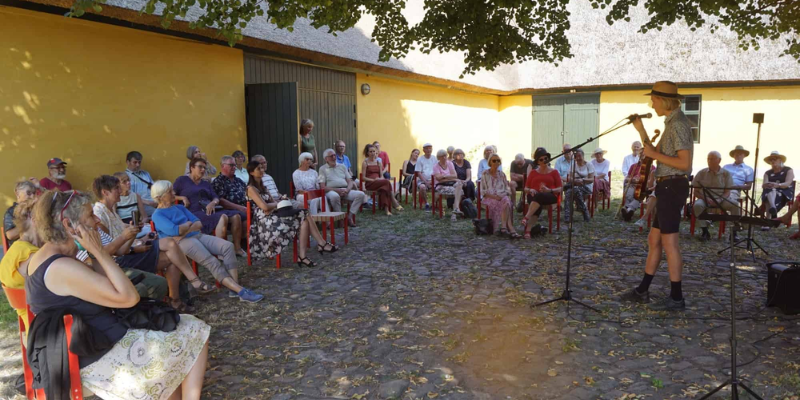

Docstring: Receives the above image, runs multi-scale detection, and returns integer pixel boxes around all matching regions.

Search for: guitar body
[634,129,660,202]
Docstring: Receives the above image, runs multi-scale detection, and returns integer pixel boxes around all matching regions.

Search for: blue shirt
[554,157,571,180]
[335,154,352,172]
[126,169,155,203]
[723,162,754,189]
[151,205,201,239]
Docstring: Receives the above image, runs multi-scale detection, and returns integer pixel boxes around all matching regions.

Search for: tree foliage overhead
[68,0,799,77]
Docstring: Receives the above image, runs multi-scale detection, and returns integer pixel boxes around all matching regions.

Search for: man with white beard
[40,157,73,191]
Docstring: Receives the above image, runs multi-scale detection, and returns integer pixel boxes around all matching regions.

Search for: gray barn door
[532,94,600,157]
[244,55,358,176]
[245,82,299,195]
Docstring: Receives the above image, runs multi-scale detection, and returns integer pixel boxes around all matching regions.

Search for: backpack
[461,198,478,219]
[473,218,494,235]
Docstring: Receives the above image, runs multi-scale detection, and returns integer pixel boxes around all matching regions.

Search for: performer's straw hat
[643,81,685,99]
[729,145,750,158]
[764,151,787,164]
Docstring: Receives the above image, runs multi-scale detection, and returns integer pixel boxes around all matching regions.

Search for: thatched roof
[54,0,800,92]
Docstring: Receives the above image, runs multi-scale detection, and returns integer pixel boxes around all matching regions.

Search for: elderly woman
[232,150,249,183]
[759,151,794,226]
[113,171,149,226]
[362,144,403,216]
[93,175,215,308]
[0,199,39,331]
[453,148,475,200]
[447,146,455,161]
[151,181,264,302]
[521,148,563,238]
[175,157,246,256]
[247,161,337,267]
[293,152,330,214]
[27,190,210,399]
[299,119,318,168]
[481,154,521,239]
[433,149,464,221]
[564,148,595,223]
[477,145,501,181]
[4,179,38,246]
[590,148,611,203]
[401,149,420,191]
[184,146,217,181]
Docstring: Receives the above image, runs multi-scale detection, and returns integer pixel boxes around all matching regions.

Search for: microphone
[628,113,653,121]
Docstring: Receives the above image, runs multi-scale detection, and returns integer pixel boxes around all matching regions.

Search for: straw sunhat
[643,81,685,99]
[764,151,787,164]
[729,145,750,158]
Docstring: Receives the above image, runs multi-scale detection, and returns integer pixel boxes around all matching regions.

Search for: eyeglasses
[224,163,236,168]
[195,165,207,170]
[538,157,548,162]
[49,166,66,170]
[259,162,267,165]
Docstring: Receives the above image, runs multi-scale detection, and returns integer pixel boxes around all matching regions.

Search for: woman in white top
[564,149,595,223]
[292,152,327,214]
[113,172,148,225]
[590,148,611,205]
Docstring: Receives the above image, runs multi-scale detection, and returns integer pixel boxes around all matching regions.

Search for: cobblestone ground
[2,195,800,400]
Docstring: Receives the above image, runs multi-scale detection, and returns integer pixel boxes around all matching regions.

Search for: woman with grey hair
[447,146,455,161]
[362,144,403,215]
[184,145,217,181]
[433,149,464,220]
[299,119,318,168]
[4,179,39,246]
[293,152,326,214]
[563,148,594,223]
[452,148,475,200]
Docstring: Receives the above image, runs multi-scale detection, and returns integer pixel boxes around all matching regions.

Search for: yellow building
[2,0,800,207]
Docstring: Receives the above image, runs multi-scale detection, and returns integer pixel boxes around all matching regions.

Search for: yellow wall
[599,86,800,175]
[499,96,534,161]
[356,75,502,171]
[0,7,246,206]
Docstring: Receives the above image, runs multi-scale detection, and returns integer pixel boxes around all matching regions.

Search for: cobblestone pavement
[2,198,800,400]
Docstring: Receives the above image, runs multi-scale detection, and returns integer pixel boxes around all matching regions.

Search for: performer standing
[621,81,694,311]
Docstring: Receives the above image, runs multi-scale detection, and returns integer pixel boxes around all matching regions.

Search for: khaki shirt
[694,167,734,200]
[318,163,351,188]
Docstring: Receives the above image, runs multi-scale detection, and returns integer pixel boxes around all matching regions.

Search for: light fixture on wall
[361,83,371,95]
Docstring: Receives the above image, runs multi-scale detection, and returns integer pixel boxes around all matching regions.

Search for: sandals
[317,242,339,254]
[189,278,216,295]
[509,232,522,240]
[169,297,196,313]
[297,256,318,268]
[395,205,404,211]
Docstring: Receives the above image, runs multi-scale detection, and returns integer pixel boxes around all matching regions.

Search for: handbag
[473,218,494,235]
[114,298,181,332]
[461,198,478,219]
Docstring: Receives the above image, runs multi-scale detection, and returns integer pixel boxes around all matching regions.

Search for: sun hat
[729,145,750,158]
[422,143,433,148]
[643,81,685,99]
[592,148,607,155]
[764,151,786,164]
[533,148,551,163]
[273,200,303,217]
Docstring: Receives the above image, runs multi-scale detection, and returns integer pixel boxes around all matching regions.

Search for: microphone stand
[532,117,632,313]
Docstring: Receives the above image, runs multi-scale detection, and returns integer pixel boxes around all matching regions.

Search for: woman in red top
[362,144,403,216]
[521,148,563,238]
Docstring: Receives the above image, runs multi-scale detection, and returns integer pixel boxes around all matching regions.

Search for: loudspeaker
[766,262,800,315]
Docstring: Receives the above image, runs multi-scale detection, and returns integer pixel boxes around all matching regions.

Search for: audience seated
[94,175,215,310]
[621,141,642,179]
[692,151,740,241]
[334,140,354,175]
[554,143,572,184]
[521,148,562,238]
[113,172,149,226]
[590,148,611,204]
[175,157,246,257]
[759,151,794,229]
[4,180,38,246]
[510,153,533,211]
[401,149,420,194]
[362,145,403,216]
[27,190,210,399]
[294,152,330,214]
[723,145,755,198]
[564,149,594,223]
[373,141,392,179]
[432,149,464,221]
[0,199,39,331]
[480,154,521,239]
[620,159,655,224]
[232,150,249,183]
[415,144,437,211]
[184,146,217,181]
[246,161,337,267]
[300,119,318,168]
[151,181,264,302]
[318,149,367,227]
[477,145,502,182]
[40,157,72,191]
[125,151,158,216]
[452,148,475,201]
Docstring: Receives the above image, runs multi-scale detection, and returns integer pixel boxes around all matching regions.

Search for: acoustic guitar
[634,129,660,201]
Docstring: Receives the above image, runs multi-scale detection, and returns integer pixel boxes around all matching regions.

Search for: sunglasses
[56,190,77,222]
[538,157,548,162]
[491,159,502,164]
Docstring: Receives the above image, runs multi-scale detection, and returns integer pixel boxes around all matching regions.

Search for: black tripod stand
[532,117,633,312]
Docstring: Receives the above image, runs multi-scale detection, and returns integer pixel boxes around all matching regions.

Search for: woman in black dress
[452,148,475,200]
[759,151,794,228]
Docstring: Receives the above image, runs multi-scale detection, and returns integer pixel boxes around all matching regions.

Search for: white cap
[423,143,432,148]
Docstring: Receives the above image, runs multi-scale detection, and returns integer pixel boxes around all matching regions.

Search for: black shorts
[116,238,161,274]
[527,192,558,216]
[652,177,689,234]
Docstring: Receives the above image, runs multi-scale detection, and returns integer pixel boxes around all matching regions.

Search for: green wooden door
[532,94,600,156]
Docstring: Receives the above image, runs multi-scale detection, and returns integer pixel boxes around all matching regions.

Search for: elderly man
[622,141,643,178]
[213,155,249,214]
[318,148,366,226]
[40,157,72,191]
[723,145,754,195]
[232,150,249,183]
[693,151,740,241]
[554,143,573,182]
[510,153,533,211]
[415,143,437,211]
[125,151,158,216]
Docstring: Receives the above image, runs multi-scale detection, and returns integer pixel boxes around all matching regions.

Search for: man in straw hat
[723,145,755,195]
[621,81,694,311]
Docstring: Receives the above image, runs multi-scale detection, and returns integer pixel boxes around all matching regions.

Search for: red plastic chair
[689,187,727,239]
[2,227,8,252]
[522,191,562,234]
[3,284,84,400]
[399,168,414,205]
